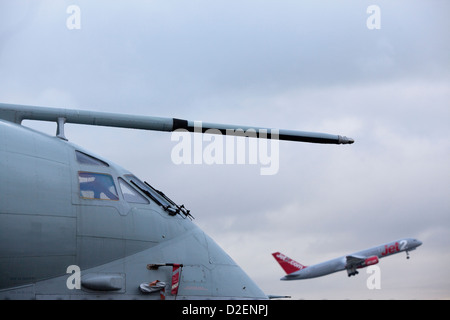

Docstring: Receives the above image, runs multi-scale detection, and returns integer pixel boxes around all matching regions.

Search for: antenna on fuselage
[56,117,67,140]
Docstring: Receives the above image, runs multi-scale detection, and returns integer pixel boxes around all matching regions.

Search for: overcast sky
[1,0,449,299]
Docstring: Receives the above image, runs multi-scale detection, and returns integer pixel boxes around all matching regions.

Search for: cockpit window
[76,151,109,167]
[118,178,149,204]
[79,172,119,200]
[124,174,173,208]
[124,174,193,219]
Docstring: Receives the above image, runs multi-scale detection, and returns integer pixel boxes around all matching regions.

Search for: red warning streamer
[171,264,181,295]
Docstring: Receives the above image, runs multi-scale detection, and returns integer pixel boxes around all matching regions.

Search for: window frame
[75,150,109,167]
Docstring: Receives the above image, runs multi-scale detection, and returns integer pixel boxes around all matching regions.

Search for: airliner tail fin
[272,252,306,274]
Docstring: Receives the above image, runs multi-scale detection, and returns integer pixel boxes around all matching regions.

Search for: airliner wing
[345,255,366,268]
[346,254,379,274]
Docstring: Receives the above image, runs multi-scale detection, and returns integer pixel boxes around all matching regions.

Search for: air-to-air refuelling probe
[0,103,354,300]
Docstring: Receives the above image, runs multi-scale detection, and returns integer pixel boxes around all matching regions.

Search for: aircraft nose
[417,240,423,247]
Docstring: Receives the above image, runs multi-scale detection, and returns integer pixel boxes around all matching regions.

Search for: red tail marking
[272,252,306,274]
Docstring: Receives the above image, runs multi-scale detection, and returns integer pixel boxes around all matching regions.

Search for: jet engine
[363,256,379,267]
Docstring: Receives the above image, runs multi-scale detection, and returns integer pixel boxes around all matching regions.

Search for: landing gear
[347,268,359,277]
[406,251,410,260]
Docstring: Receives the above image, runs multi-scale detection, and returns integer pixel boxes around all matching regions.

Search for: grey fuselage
[281,238,422,280]
[0,119,267,299]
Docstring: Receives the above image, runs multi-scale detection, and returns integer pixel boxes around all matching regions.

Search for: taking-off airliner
[273,238,422,280]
